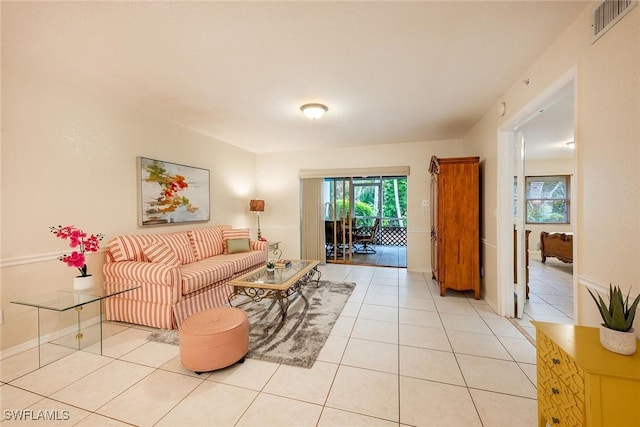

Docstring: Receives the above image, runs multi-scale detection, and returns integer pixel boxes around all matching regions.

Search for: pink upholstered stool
[179,307,249,374]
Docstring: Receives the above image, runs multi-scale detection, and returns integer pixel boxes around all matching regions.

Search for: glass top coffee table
[228,260,321,322]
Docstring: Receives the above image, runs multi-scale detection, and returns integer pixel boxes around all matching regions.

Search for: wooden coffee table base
[228,264,321,322]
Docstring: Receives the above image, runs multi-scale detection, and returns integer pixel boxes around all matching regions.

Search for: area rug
[147,280,355,368]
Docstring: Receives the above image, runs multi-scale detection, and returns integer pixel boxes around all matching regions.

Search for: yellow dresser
[533,322,640,427]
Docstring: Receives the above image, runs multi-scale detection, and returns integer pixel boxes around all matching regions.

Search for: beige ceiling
[2,1,588,153]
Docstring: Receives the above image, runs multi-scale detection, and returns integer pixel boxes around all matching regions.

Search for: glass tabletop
[232,260,318,287]
[11,286,140,312]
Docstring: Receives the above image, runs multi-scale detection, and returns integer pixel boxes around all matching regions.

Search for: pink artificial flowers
[50,225,104,277]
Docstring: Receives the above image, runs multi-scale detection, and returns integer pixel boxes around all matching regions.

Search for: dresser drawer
[537,329,584,395]
[538,367,585,426]
[534,322,640,427]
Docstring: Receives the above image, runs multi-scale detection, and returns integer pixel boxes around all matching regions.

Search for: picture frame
[138,157,210,226]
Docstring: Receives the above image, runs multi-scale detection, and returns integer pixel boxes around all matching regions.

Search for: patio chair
[353,218,380,254]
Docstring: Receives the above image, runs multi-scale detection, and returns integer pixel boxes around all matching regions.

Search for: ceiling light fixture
[300,103,328,120]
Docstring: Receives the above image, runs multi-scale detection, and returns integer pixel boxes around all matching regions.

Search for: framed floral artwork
[138,157,210,226]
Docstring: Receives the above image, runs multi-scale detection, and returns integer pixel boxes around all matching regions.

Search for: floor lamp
[249,199,265,239]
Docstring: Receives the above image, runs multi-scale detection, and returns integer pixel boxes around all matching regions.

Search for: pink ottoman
[179,307,249,373]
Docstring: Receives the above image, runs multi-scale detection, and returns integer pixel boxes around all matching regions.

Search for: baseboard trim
[0,316,101,360]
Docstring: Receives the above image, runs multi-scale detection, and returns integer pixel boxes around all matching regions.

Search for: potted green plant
[266,259,276,272]
[587,284,640,355]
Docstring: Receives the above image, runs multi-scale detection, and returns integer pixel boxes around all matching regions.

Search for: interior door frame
[514,131,526,318]
[496,66,578,317]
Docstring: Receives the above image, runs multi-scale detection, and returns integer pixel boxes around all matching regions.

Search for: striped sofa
[102,225,268,329]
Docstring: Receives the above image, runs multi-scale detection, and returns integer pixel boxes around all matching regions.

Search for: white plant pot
[73,275,95,291]
[599,325,637,355]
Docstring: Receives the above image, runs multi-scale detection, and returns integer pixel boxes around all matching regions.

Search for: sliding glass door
[324,178,353,263]
[323,176,407,267]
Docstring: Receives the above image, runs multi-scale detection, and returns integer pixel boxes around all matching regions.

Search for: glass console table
[11,286,139,367]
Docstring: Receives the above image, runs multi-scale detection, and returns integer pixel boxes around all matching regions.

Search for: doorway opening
[497,68,577,324]
[323,176,407,268]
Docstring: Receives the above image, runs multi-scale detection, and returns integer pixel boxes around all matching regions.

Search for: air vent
[592,0,637,43]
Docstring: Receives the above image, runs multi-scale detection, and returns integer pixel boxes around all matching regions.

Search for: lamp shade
[249,199,265,212]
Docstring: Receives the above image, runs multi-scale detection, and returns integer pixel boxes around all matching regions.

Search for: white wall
[464,3,639,325]
[0,62,258,350]
[254,140,464,273]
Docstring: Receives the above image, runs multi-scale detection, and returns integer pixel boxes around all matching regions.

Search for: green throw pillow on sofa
[226,238,251,254]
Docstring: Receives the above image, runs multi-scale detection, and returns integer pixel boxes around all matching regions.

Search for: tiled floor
[1,264,540,426]
[517,257,574,340]
[327,244,407,268]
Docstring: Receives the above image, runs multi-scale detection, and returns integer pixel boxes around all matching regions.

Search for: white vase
[73,275,95,291]
[599,325,637,355]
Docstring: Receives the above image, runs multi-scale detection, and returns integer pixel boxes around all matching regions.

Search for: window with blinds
[525,175,570,224]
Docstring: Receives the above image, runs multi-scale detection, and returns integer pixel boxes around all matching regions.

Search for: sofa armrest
[103,261,181,287]
[251,240,268,252]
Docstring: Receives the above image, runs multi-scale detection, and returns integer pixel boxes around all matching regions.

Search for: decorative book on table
[275,259,292,269]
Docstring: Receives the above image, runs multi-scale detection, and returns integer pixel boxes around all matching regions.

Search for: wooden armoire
[429,156,480,299]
